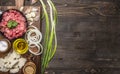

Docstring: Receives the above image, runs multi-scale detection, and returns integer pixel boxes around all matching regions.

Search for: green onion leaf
[39,0,57,74]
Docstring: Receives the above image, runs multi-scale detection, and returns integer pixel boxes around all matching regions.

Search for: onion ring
[29,43,43,55]
[25,25,43,55]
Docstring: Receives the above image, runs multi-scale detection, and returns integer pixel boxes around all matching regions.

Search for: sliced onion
[29,43,40,53]
[25,25,43,55]
[25,26,42,44]
[29,43,43,55]
[27,30,41,43]
[28,25,38,30]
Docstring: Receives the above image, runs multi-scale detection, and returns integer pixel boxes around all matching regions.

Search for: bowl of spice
[23,62,36,74]
[0,39,11,53]
[0,39,11,57]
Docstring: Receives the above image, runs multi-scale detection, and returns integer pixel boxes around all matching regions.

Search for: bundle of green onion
[39,0,57,74]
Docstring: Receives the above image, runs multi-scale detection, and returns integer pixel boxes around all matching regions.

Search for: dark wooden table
[1,0,120,74]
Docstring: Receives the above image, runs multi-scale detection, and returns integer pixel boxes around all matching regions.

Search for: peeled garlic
[20,6,24,11]
[30,12,36,17]
[0,51,27,73]
[18,58,27,69]
[25,7,40,25]
[12,51,20,59]
[28,18,34,22]
[26,14,32,18]
[10,68,19,73]
[0,66,9,72]
[5,60,18,69]
[32,7,38,12]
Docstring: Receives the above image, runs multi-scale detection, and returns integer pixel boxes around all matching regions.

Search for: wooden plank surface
[0,0,120,74]
[45,0,120,74]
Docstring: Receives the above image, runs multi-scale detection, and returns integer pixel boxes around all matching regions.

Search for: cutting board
[0,0,41,74]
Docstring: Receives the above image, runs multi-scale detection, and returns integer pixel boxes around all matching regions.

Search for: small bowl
[0,9,28,40]
[23,62,36,74]
[0,39,11,57]
[13,38,28,54]
[0,39,11,52]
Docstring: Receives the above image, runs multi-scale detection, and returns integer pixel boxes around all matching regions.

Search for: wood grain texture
[45,0,120,74]
[0,0,120,74]
[15,0,24,9]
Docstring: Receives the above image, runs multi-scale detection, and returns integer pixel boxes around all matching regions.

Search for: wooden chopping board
[0,3,42,74]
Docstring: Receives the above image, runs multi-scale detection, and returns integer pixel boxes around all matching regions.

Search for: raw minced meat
[0,9,27,40]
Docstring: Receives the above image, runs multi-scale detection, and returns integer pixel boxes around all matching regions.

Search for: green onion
[39,0,57,74]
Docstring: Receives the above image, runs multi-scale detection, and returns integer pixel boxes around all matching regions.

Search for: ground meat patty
[0,9,27,40]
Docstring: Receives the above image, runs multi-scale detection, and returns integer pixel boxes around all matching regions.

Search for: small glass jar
[0,39,11,53]
[13,38,28,54]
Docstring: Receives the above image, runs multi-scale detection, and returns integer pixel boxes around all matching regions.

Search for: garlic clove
[0,66,9,72]
[12,51,20,59]
[20,6,24,11]
[18,58,27,69]
[32,7,38,12]
[5,60,19,69]
[28,18,34,22]
[0,59,4,68]
[30,12,36,18]
[10,68,19,73]
[26,14,32,18]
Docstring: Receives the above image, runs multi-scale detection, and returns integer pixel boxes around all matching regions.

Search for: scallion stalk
[39,0,57,74]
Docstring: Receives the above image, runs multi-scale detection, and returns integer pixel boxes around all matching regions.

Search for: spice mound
[23,62,36,74]
[0,9,27,40]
